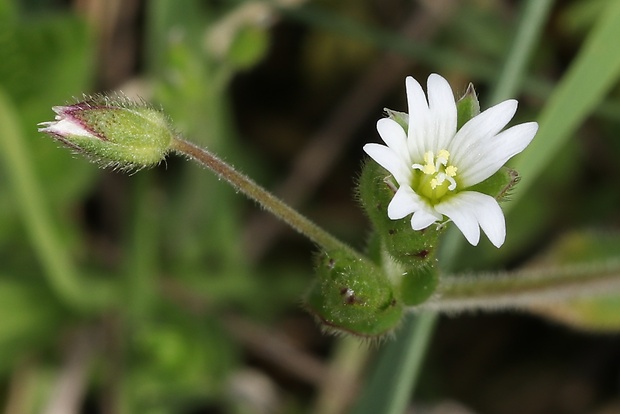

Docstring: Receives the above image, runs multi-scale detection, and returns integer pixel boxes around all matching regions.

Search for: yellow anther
[437,149,450,160]
[413,149,459,199]
[423,164,436,175]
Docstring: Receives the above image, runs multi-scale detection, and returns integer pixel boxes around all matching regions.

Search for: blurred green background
[1,0,620,413]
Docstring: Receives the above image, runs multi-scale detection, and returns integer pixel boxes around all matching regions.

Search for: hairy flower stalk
[364,74,538,247]
[38,97,363,260]
[170,137,361,258]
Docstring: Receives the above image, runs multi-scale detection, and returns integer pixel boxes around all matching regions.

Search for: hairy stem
[171,136,361,258]
[424,260,620,312]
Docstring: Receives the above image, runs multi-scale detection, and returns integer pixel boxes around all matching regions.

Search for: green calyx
[306,249,403,337]
[359,161,443,268]
[358,160,441,306]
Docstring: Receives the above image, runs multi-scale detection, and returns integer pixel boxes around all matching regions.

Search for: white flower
[363,74,538,247]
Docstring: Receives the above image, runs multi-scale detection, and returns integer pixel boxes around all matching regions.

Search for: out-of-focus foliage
[2,0,620,413]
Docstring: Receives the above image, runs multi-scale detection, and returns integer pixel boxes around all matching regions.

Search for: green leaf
[227,24,270,69]
[0,277,64,372]
[511,0,620,204]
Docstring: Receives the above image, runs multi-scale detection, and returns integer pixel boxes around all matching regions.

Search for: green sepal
[400,263,439,306]
[386,82,479,133]
[384,108,409,131]
[358,160,443,269]
[468,167,519,201]
[305,248,403,337]
[456,83,480,130]
[70,99,173,168]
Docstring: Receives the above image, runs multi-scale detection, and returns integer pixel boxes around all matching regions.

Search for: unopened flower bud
[38,95,174,170]
[306,248,403,337]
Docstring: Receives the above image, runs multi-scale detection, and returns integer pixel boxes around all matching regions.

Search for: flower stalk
[425,259,620,312]
[170,136,362,259]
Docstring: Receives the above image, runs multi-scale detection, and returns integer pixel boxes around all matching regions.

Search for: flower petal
[411,209,441,230]
[471,193,506,248]
[363,143,411,185]
[435,192,506,247]
[458,122,538,186]
[405,76,430,162]
[449,99,518,171]
[376,118,411,165]
[434,193,481,246]
[426,74,457,153]
[38,117,97,139]
[387,185,422,219]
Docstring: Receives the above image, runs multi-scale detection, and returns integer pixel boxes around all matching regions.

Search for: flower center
[411,149,458,202]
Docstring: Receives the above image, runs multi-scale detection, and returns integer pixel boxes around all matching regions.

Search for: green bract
[38,95,174,170]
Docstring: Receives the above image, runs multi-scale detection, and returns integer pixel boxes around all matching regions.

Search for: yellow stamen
[423,164,436,174]
[412,148,459,201]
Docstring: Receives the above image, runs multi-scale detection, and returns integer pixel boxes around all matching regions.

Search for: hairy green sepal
[306,249,403,337]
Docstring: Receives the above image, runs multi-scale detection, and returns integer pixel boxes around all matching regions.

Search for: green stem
[428,259,620,312]
[171,136,361,258]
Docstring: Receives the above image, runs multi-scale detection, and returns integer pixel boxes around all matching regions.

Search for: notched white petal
[410,208,441,230]
[405,76,430,162]
[449,99,518,169]
[435,192,507,247]
[363,143,411,184]
[387,186,421,219]
[470,192,506,248]
[426,74,457,152]
[434,194,481,246]
[458,121,539,187]
[376,118,410,164]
